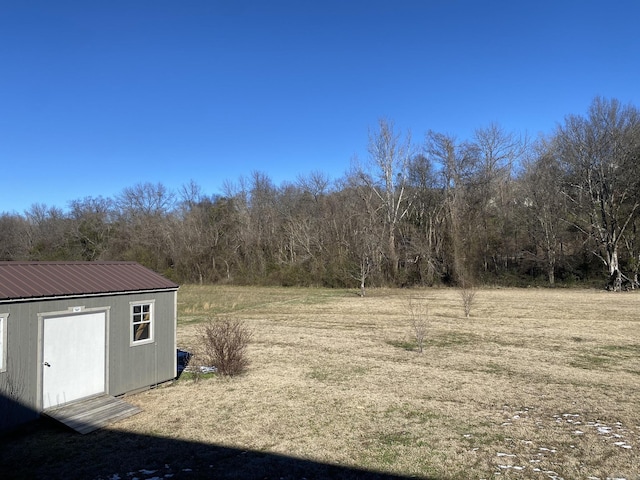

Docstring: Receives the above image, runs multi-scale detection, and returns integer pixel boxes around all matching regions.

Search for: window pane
[134,323,150,341]
[131,303,153,344]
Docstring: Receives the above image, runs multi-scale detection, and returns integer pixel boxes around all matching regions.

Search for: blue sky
[1,1,639,214]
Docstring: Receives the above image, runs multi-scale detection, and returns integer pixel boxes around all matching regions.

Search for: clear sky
[1,1,639,214]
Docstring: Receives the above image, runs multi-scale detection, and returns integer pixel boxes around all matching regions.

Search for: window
[0,316,5,372]
[131,302,153,345]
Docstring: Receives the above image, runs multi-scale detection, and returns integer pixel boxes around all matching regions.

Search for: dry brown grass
[117,286,640,479]
[3,286,640,479]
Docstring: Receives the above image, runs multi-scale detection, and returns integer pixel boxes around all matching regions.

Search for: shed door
[42,312,106,409]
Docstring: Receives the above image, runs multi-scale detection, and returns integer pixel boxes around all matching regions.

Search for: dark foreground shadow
[0,420,434,480]
[0,393,437,480]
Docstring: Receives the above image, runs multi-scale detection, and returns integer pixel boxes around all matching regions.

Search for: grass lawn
[2,286,640,479]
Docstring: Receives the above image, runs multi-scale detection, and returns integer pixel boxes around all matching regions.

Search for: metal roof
[0,261,179,302]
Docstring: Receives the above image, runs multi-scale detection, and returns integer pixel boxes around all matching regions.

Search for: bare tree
[520,140,565,285]
[459,283,477,319]
[468,124,526,277]
[296,170,331,202]
[67,196,114,260]
[178,179,205,211]
[114,182,176,271]
[407,296,429,353]
[342,177,383,296]
[116,182,176,219]
[24,203,69,260]
[172,193,215,284]
[554,97,640,290]
[622,216,640,288]
[0,213,29,260]
[473,123,525,189]
[355,119,414,281]
[425,131,473,284]
[406,153,446,285]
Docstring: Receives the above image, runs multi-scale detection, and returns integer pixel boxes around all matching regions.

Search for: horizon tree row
[1,97,639,291]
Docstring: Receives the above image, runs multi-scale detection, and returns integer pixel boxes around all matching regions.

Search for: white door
[42,312,106,409]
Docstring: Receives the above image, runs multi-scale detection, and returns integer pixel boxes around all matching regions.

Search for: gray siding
[0,302,41,429]
[0,290,176,432]
[106,291,177,395]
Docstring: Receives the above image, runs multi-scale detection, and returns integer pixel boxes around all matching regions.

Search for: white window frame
[130,300,154,346]
[0,315,6,372]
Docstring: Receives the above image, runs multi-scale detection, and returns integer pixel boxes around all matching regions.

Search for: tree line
[2,97,639,291]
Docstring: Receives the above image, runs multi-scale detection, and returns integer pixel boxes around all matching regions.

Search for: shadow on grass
[0,392,438,480]
[1,420,436,480]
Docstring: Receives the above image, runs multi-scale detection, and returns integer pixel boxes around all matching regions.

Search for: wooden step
[43,394,141,434]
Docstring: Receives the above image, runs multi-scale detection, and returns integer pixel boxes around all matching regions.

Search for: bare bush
[459,285,477,318]
[408,296,429,353]
[199,318,252,376]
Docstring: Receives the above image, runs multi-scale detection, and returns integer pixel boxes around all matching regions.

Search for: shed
[0,261,179,432]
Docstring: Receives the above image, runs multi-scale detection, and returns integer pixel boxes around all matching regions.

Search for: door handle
[43,362,51,367]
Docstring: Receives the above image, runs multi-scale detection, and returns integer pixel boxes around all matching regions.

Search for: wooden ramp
[43,394,141,434]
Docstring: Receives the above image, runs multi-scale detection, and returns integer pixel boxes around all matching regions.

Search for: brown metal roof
[0,262,179,302]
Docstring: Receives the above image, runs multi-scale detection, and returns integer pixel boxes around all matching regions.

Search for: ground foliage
[198,318,252,376]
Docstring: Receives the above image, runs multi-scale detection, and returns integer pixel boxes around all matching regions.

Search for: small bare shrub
[200,318,252,376]
[408,297,429,353]
[459,285,477,318]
